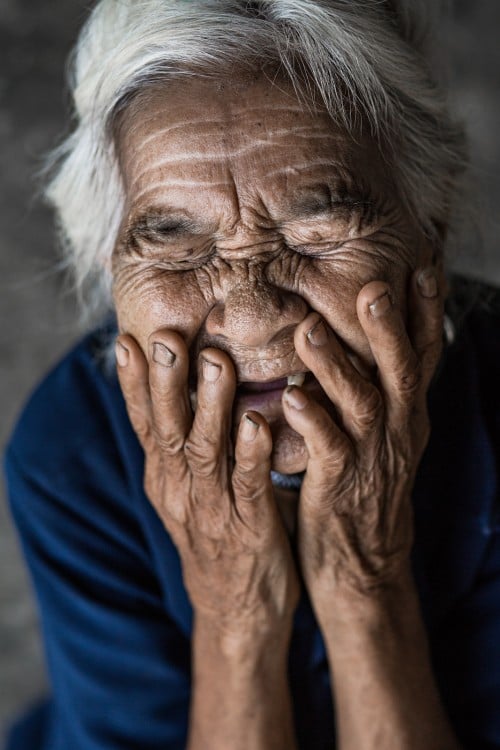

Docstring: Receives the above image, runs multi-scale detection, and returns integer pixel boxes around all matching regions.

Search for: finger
[357,281,421,428]
[232,412,277,527]
[115,334,155,453]
[184,347,236,493]
[282,385,353,487]
[293,312,384,442]
[147,329,191,476]
[407,267,445,393]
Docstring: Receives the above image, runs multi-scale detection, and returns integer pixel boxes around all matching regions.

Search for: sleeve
[5,441,191,750]
[433,528,500,750]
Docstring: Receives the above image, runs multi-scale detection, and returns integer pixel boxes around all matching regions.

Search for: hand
[281,267,444,613]
[115,332,299,642]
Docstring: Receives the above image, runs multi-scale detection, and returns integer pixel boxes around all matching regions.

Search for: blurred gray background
[0,0,499,743]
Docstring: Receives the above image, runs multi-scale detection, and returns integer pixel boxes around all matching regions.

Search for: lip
[236,385,286,410]
[188,371,323,414]
[236,372,316,410]
[238,376,290,394]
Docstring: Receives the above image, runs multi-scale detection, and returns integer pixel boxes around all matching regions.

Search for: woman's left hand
[282,267,445,615]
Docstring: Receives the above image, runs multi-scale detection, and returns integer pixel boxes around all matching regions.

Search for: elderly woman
[5,1,500,749]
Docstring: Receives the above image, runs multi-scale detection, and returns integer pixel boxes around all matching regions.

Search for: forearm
[318,573,461,750]
[187,616,298,750]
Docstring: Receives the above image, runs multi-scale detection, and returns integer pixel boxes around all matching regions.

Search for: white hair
[46,0,467,321]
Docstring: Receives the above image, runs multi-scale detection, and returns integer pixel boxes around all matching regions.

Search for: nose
[205,277,308,347]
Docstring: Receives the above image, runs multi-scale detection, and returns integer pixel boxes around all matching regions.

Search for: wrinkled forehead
[114,74,395,220]
[116,71,322,139]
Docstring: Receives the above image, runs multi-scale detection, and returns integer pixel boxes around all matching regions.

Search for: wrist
[313,565,421,639]
[193,612,293,670]
[189,613,298,750]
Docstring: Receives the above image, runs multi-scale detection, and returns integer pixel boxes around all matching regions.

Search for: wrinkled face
[112,75,433,473]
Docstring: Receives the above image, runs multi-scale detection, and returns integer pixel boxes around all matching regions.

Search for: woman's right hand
[115,329,300,643]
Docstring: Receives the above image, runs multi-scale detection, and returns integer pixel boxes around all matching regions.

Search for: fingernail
[240,414,259,442]
[369,291,392,318]
[417,268,438,298]
[153,342,176,367]
[307,318,328,347]
[115,341,129,367]
[284,385,308,410]
[202,357,221,382]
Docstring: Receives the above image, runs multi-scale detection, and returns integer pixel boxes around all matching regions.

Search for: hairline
[44,0,468,324]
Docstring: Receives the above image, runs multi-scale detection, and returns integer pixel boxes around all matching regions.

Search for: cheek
[112,265,211,353]
[296,252,411,361]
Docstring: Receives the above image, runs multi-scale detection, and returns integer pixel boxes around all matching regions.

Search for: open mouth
[237,371,309,395]
[233,371,317,412]
[189,372,314,412]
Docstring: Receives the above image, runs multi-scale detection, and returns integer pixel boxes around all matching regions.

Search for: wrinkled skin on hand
[281,270,444,610]
[112,73,444,631]
[116,332,300,637]
[116,267,443,630]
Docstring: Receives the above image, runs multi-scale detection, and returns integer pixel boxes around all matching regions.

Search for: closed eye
[286,240,345,257]
[128,216,198,244]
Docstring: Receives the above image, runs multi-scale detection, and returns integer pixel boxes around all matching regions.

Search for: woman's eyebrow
[124,185,380,246]
[126,210,206,239]
[285,187,377,221]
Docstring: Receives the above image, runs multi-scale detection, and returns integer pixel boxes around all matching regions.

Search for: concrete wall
[0,0,499,742]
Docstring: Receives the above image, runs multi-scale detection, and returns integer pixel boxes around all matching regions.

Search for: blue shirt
[4,288,500,749]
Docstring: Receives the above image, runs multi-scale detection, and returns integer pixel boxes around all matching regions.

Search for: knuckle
[351,387,383,429]
[307,452,353,504]
[314,416,343,451]
[395,361,422,397]
[153,427,184,457]
[184,434,220,477]
[150,389,178,415]
[232,467,262,503]
[312,426,351,472]
[326,447,352,478]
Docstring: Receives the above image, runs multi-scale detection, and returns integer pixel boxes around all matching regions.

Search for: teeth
[189,392,198,411]
[287,373,305,387]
